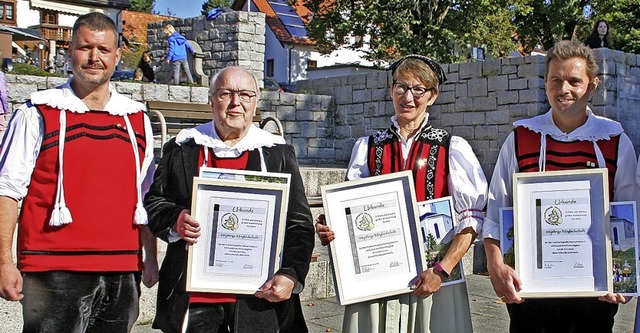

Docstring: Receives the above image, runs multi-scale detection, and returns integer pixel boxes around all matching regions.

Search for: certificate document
[205,198,270,278]
[534,189,593,286]
[342,192,411,278]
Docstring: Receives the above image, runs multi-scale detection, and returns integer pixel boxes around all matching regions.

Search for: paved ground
[130,273,638,333]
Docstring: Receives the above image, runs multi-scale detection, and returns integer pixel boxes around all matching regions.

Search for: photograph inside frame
[500,202,639,296]
[417,196,465,285]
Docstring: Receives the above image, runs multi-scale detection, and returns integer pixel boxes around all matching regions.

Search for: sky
[153,0,204,18]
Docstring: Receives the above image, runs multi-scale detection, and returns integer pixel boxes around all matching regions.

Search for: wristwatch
[433,262,450,279]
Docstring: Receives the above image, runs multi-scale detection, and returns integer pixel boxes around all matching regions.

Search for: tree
[201,0,231,15]
[130,0,156,13]
[303,0,519,63]
[512,0,591,52]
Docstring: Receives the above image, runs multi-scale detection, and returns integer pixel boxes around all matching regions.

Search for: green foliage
[201,0,231,15]
[130,0,156,13]
[122,47,145,71]
[303,0,520,63]
[9,63,62,77]
[590,0,640,54]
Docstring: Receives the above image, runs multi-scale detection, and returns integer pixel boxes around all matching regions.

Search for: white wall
[243,0,375,83]
[17,0,119,28]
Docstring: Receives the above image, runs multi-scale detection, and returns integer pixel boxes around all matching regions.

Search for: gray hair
[209,66,261,98]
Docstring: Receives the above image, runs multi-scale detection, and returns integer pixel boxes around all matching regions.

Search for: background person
[482,40,635,332]
[316,54,488,333]
[137,51,156,82]
[0,12,158,332]
[584,20,611,49]
[144,66,314,333]
[163,24,195,85]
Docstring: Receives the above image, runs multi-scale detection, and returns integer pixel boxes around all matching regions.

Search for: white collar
[30,77,145,115]
[175,122,285,157]
[390,113,430,138]
[514,108,623,141]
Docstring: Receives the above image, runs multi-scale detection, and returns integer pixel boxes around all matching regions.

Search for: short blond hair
[164,24,175,35]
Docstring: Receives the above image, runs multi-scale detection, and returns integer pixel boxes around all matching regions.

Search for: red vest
[18,105,147,272]
[514,126,619,198]
[367,126,450,201]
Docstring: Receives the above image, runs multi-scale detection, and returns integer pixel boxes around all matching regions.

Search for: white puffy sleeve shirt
[346,115,488,235]
[482,109,638,240]
[0,79,156,201]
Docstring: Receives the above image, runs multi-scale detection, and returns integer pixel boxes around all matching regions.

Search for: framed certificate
[321,171,426,305]
[417,196,465,286]
[513,169,612,297]
[186,177,289,294]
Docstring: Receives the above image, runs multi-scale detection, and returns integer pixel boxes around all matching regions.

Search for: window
[41,10,58,25]
[266,59,274,77]
[307,60,317,69]
[0,1,16,24]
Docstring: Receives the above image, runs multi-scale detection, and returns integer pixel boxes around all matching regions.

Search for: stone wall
[5,48,640,178]
[145,11,266,86]
[4,75,333,166]
[297,48,640,178]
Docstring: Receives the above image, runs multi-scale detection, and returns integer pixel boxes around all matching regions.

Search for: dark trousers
[186,303,235,333]
[21,271,141,333]
[507,298,618,333]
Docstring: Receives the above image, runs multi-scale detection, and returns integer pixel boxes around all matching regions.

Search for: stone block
[501,65,517,75]
[363,102,379,117]
[455,97,474,112]
[473,96,497,111]
[459,61,482,79]
[276,105,296,121]
[488,75,508,92]
[468,78,488,97]
[497,90,518,105]
[300,122,318,138]
[483,59,501,76]
[371,88,388,101]
[517,62,544,78]
[437,90,455,104]
[166,86,189,103]
[518,89,545,103]
[440,113,464,126]
[297,110,313,121]
[474,124,498,140]
[334,86,353,104]
[509,78,528,90]
[463,112,485,125]
[347,74,366,85]
[8,83,37,103]
[366,72,389,89]
[352,89,371,103]
[485,110,510,125]
[456,83,468,98]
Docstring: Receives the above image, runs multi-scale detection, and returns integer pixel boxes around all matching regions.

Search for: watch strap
[434,262,450,278]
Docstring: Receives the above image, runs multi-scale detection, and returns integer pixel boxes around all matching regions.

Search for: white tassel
[49,205,62,227]
[59,205,73,225]
[49,205,73,227]
[134,202,148,225]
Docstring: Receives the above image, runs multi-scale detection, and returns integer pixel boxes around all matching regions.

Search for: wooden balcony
[29,23,72,42]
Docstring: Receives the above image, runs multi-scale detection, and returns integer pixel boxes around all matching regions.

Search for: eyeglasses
[215,89,257,103]
[392,82,432,98]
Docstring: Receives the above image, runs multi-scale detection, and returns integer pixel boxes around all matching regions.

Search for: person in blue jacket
[164,24,195,85]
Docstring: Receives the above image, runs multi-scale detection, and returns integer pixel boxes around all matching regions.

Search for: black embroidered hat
[388,54,447,86]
